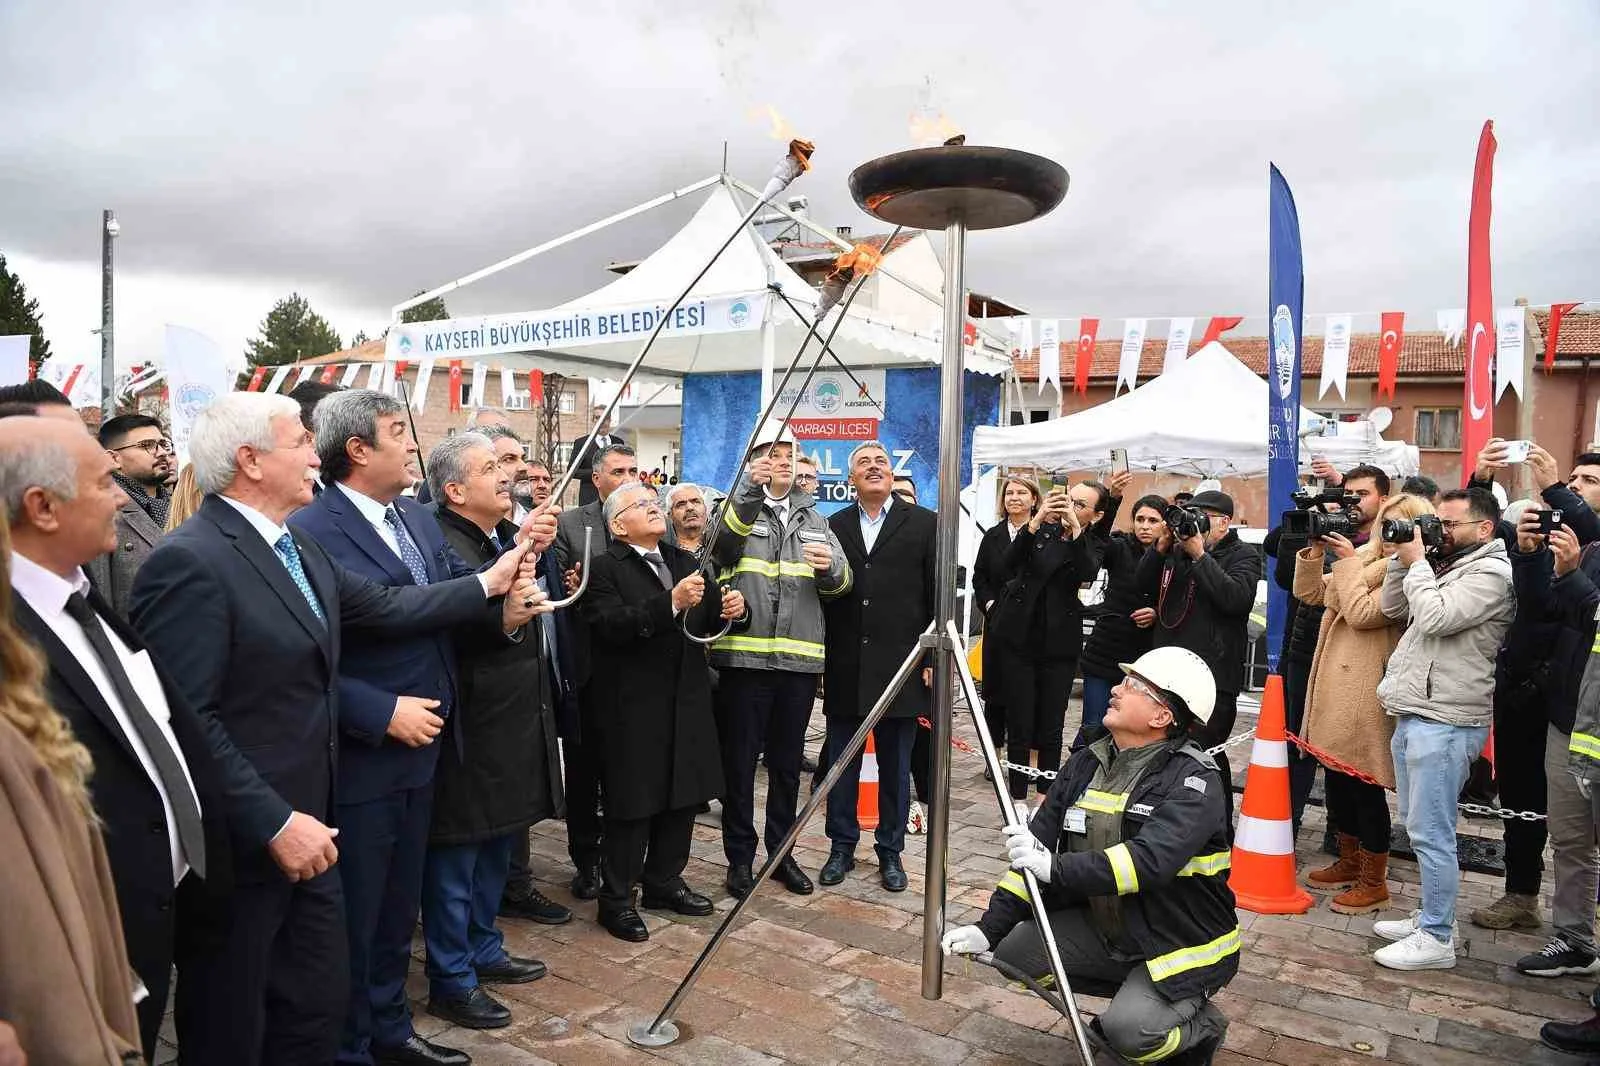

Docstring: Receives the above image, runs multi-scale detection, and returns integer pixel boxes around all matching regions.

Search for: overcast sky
[3,0,1598,370]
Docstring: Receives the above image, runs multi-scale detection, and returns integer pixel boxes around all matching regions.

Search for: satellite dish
[1367,406,1394,433]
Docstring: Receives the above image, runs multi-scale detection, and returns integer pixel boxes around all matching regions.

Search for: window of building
[458,382,473,409]
[505,390,530,411]
[1415,407,1462,451]
[558,393,576,414]
[1030,409,1050,424]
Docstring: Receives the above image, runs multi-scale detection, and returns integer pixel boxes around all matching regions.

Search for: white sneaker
[1372,910,1420,943]
[907,802,926,835]
[1374,928,1456,971]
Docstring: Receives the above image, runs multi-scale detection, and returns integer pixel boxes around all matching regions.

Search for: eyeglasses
[614,497,661,519]
[1120,674,1168,708]
[110,438,174,456]
[794,472,818,485]
[1439,518,1486,531]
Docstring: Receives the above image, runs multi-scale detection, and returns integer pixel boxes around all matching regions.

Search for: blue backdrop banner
[681,368,1001,515]
[1266,163,1305,672]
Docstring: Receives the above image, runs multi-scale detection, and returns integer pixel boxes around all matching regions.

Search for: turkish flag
[1545,302,1583,373]
[1377,312,1405,399]
[319,365,338,385]
[246,366,268,392]
[528,369,544,404]
[962,320,977,348]
[1198,315,1244,348]
[1073,318,1100,394]
[448,360,463,412]
[1463,120,1498,476]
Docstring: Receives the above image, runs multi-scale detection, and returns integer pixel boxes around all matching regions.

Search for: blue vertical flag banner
[1266,164,1304,673]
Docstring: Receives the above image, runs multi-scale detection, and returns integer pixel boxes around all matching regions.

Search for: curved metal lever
[680,570,734,645]
[544,526,592,610]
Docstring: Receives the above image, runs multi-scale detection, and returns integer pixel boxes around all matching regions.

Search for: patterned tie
[273,533,326,623]
[642,550,674,591]
[383,507,431,586]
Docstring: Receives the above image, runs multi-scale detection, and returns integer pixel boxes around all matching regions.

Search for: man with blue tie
[129,393,549,1066]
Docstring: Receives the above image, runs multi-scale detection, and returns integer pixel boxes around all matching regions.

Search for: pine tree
[400,292,449,324]
[0,253,54,373]
[244,293,342,367]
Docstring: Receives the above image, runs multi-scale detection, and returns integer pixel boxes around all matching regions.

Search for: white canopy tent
[384,181,1009,386]
[971,342,1419,478]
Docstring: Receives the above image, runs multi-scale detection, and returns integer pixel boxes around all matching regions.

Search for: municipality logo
[729,300,751,328]
[1271,305,1295,400]
[812,378,842,413]
[397,335,412,355]
[175,382,217,422]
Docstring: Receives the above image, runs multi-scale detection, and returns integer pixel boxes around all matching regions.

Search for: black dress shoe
[774,856,814,895]
[641,884,715,916]
[499,886,573,925]
[725,862,754,899]
[879,852,908,893]
[599,906,650,942]
[426,986,511,1030]
[819,848,855,886]
[373,1033,472,1066]
[476,954,547,984]
[570,865,602,900]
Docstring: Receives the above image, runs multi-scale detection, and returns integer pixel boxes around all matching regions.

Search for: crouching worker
[941,647,1238,1065]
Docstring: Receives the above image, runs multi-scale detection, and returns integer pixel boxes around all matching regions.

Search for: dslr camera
[1164,504,1211,540]
[1380,513,1444,549]
[1280,487,1362,540]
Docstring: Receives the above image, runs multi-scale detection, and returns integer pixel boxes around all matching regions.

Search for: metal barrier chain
[995,732,1254,783]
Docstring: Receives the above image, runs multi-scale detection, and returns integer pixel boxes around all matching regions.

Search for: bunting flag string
[339,363,363,387]
[293,365,317,388]
[528,368,544,405]
[1377,311,1405,399]
[246,366,268,392]
[1319,314,1351,400]
[1072,317,1099,394]
[1116,318,1145,396]
[1437,308,1466,347]
[414,359,436,413]
[447,360,463,413]
[469,362,488,409]
[1495,306,1525,401]
[1035,319,1058,395]
[265,365,292,395]
[1162,317,1193,373]
[318,365,339,385]
[500,367,517,407]
[1546,302,1585,373]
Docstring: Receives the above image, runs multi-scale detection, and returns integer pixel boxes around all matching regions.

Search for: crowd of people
[3,365,1600,1063]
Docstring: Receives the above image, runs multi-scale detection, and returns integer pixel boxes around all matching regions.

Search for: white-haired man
[665,482,708,559]
[128,392,549,1066]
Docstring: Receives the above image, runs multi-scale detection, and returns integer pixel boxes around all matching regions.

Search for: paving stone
[1245,1002,1391,1058]
[1298,990,1439,1043]
[833,1008,974,1064]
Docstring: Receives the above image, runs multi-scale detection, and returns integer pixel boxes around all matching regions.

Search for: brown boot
[1306,833,1361,891]
[1330,849,1391,915]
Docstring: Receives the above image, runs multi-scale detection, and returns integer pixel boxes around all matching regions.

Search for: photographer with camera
[1465,442,1600,934]
[1370,488,1514,970]
[1135,490,1260,823]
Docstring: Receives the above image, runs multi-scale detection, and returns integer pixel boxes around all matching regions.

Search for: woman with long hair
[0,516,144,1064]
[1077,494,1168,734]
[972,476,1042,753]
[162,463,202,533]
[985,479,1108,799]
[1294,493,1435,914]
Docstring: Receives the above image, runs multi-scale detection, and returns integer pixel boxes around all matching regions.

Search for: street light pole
[100,210,119,418]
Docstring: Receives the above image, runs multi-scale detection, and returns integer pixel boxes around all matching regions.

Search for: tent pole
[391,174,723,320]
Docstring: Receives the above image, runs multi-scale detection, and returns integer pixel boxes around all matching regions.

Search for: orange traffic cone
[858,731,880,831]
[1230,675,1312,915]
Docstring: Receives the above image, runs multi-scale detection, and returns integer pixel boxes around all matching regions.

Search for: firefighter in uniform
[942,647,1237,1065]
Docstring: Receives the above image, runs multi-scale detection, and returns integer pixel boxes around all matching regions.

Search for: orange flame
[909,109,963,148]
[751,104,801,143]
[830,242,885,280]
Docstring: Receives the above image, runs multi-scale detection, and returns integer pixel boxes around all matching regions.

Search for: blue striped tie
[384,508,431,586]
[273,533,326,623]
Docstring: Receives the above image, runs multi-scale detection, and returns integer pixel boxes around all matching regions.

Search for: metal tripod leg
[946,621,1097,1066]
[627,624,934,1048]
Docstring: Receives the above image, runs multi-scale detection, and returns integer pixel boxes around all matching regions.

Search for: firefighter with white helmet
[942,647,1238,1065]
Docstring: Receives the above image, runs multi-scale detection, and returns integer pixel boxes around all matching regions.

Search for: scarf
[113,470,171,528]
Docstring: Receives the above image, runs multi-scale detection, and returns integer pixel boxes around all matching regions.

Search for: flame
[751,104,801,143]
[909,109,963,148]
[830,242,884,280]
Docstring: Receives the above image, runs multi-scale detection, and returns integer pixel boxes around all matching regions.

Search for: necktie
[62,593,206,879]
[642,550,674,591]
[384,507,431,586]
[274,533,326,623]
[537,576,564,692]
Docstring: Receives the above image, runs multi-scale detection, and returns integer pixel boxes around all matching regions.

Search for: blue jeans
[1391,716,1489,943]
[1080,675,1113,732]
[823,715,915,858]
[421,834,515,998]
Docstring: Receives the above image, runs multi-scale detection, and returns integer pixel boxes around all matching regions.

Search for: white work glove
[1003,823,1052,883]
[1013,801,1033,825]
[940,925,991,957]
[1575,772,1593,801]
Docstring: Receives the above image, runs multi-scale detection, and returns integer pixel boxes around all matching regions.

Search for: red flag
[1377,312,1405,399]
[1463,120,1498,477]
[528,369,544,404]
[319,365,338,384]
[962,320,977,348]
[246,366,268,392]
[60,364,84,398]
[448,360,463,412]
[394,359,409,379]
[1073,318,1100,394]
[1198,315,1243,348]
[1544,302,1583,373]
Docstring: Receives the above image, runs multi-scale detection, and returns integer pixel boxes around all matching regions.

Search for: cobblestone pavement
[155,696,1595,1064]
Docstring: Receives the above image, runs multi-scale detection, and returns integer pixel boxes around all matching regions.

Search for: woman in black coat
[985,480,1107,799]
[1078,493,1168,735]
[972,476,1041,750]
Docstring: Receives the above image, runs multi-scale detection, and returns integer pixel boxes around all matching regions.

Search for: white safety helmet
[749,418,798,455]
[1117,647,1216,726]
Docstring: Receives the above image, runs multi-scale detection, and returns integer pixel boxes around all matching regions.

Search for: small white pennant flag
[339,363,362,387]
[293,364,317,387]
[1496,306,1525,401]
[1437,308,1466,348]
[264,365,293,395]
[500,367,516,406]
[1019,319,1035,377]
[1116,319,1146,395]
[1036,319,1060,396]
[376,361,396,396]
[412,358,435,413]
[1319,314,1352,400]
[1162,318,1193,374]
[469,362,488,408]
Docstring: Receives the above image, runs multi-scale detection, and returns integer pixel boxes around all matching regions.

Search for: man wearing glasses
[87,414,175,616]
[793,454,821,498]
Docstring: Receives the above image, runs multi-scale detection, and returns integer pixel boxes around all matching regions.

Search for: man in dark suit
[569,405,634,506]
[84,413,174,617]
[289,391,548,1065]
[128,392,545,1066]
[1,416,232,1062]
[820,441,937,893]
[580,481,737,941]
[545,442,637,899]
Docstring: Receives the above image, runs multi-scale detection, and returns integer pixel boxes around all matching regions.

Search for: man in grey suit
[86,414,174,616]
[543,443,636,899]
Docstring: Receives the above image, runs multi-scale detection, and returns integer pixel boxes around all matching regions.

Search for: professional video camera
[1164,503,1211,541]
[1280,486,1362,540]
[1380,513,1445,550]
